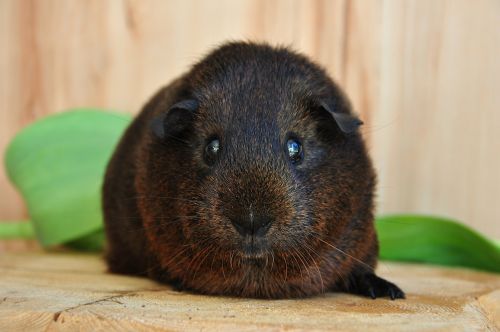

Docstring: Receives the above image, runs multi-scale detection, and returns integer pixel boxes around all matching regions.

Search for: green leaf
[4,109,131,248]
[66,229,106,252]
[376,214,500,273]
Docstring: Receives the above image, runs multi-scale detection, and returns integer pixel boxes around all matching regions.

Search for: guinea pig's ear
[319,100,363,134]
[151,99,198,140]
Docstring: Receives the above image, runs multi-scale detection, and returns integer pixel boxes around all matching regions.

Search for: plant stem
[0,221,35,239]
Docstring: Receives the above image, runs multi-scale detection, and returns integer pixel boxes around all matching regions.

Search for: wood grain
[372,0,500,237]
[0,251,499,331]
[1,0,499,247]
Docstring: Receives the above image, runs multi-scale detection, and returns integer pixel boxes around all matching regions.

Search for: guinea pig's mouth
[239,235,269,260]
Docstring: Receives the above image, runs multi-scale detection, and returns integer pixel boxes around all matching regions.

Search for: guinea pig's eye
[286,138,303,164]
[204,138,220,165]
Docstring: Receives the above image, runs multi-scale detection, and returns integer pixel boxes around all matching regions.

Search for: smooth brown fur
[103,42,404,299]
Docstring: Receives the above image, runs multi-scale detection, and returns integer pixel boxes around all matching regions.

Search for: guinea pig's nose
[230,214,272,237]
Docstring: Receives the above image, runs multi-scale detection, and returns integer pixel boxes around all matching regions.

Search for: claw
[348,272,405,300]
[396,289,406,299]
[389,288,396,300]
[368,287,376,299]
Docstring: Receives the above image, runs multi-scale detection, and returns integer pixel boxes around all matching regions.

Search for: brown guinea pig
[102,41,404,300]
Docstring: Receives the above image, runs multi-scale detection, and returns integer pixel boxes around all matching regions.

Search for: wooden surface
[1,0,500,241]
[0,251,499,331]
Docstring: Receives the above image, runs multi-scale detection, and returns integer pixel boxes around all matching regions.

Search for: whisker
[314,236,375,273]
[302,242,325,293]
[189,243,214,282]
[288,248,305,289]
[293,245,313,292]
[126,195,209,205]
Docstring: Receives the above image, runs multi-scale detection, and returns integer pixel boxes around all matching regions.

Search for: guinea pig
[102,41,405,300]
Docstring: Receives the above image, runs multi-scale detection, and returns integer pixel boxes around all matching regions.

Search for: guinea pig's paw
[349,273,405,300]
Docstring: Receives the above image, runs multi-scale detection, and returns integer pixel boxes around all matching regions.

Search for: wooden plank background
[1,0,499,249]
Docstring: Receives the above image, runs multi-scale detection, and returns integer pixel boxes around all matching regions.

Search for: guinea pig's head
[139,42,375,298]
